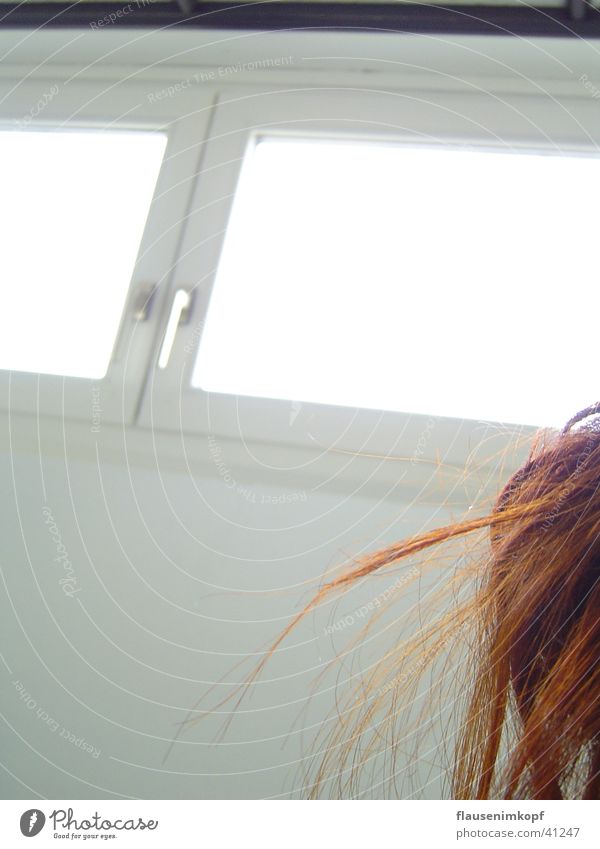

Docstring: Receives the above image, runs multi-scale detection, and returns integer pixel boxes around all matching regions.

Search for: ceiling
[0,0,583,4]
[0,0,598,38]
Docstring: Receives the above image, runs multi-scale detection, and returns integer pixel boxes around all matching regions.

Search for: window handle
[158,287,195,369]
[131,284,158,322]
[110,283,158,366]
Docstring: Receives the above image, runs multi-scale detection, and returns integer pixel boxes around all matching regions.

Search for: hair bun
[561,401,600,435]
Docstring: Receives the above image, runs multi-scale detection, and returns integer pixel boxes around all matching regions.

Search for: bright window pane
[192,136,600,429]
[0,128,167,379]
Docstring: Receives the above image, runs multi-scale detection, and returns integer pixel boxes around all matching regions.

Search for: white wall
[0,411,478,799]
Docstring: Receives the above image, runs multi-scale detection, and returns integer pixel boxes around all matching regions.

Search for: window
[0,69,214,425]
[192,134,600,431]
[0,128,167,379]
[1,71,595,473]
[142,85,600,473]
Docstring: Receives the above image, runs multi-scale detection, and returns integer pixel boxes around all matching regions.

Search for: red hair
[185,402,600,799]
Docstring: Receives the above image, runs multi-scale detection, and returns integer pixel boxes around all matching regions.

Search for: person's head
[188,401,600,799]
[478,400,600,799]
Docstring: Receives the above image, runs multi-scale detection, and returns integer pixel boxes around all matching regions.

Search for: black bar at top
[0,1,599,37]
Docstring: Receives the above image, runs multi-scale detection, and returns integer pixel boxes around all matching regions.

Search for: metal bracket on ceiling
[176,0,197,14]
[568,0,589,20]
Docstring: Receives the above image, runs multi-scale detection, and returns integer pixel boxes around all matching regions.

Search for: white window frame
[137,83,600,470]
[0,73,215,426]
